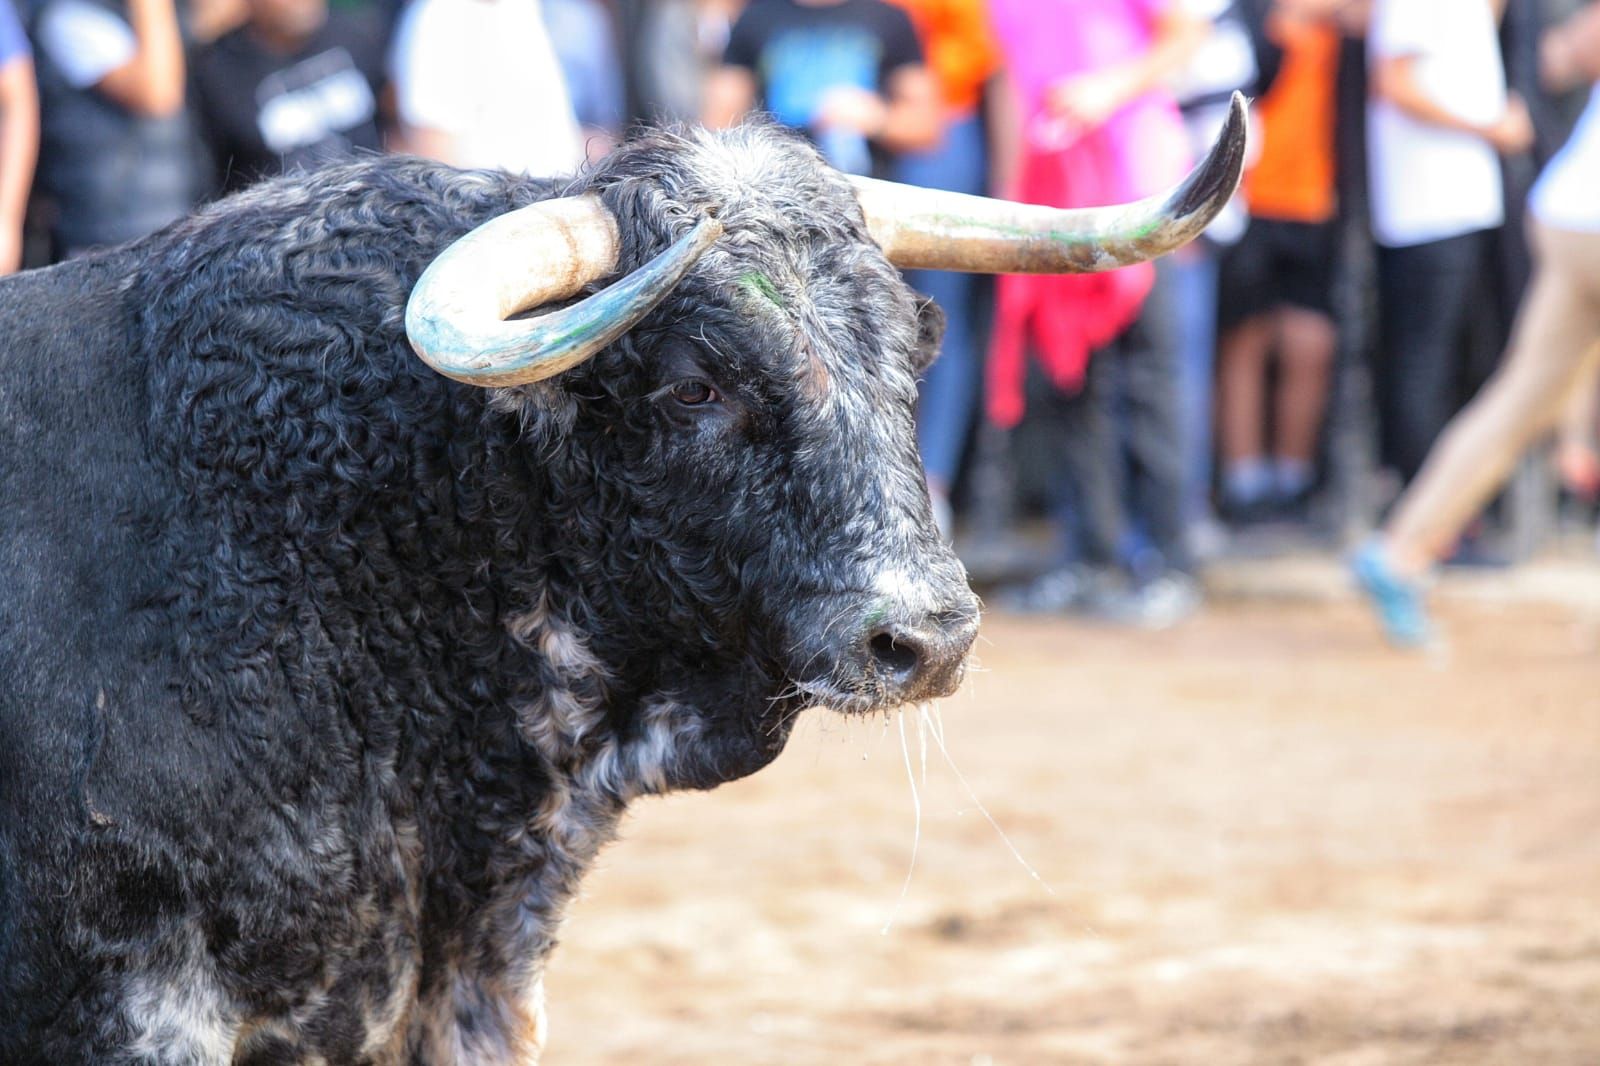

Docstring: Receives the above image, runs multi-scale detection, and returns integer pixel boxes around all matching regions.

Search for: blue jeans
[1167,240,1220,524]
[893,115,987,488]
[1047,257,1192,576]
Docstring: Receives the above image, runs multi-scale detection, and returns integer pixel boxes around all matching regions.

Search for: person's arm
[1272,0,1369,34]
[187,0,245,44]
[94,0,185,117]
[986,68,1023,198]
[1334,0,1370,34]
[387,5,473,165]
[0,53,38,274]
[1541,0,1600,93]
[702,64,757,128]
[813,63,941,154]
[702,6,761,129]
[877,63,940,152]
[392,124,458,162]
[813,8,938,154]
[1372,53,1533,154]
[1044,1,1209,131]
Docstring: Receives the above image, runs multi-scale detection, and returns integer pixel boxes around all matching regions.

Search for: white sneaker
[1114,572,1202,630]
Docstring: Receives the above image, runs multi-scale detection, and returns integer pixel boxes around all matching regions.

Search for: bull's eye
[669,380,720,407]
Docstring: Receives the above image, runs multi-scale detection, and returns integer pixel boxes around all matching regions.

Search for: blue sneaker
[1350,541,1432,648]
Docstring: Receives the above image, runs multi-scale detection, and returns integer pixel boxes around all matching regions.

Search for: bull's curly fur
[0,123,976,1063]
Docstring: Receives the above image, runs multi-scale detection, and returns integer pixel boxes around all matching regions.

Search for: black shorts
[1218,217,1337,329]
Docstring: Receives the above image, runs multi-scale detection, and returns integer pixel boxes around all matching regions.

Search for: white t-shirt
[1531,85,1600,232]
[1367,0,1507,248]
[1170,0,1260,245]
[389,0,583,179]
[36,0,134,88]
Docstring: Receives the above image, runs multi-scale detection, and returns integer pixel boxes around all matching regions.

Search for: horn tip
[1168,91,1249,223]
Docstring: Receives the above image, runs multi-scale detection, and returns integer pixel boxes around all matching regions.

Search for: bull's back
[0,254,178,1030]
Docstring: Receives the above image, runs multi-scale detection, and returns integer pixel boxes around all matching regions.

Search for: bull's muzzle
[860,604,981,705]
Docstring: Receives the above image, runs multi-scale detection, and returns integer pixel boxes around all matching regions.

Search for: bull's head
[402,99,1246,785]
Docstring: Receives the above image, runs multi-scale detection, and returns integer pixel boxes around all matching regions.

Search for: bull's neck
[225,390,634,989]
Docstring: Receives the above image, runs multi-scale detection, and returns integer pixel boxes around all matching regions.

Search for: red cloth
[986,134,1154,428]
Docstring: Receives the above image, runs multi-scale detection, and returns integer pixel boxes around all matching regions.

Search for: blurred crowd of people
[0,0,1595,634]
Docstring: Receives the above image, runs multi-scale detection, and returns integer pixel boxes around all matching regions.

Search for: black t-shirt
[723,0,922,133]
[194,14,386,195]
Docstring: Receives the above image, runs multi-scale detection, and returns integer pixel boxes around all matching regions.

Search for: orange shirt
[1245,15,1340,223]
[883,0,999,116]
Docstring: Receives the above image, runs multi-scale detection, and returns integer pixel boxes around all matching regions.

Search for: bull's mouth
[664,605,977,792]
[787,664,968,717]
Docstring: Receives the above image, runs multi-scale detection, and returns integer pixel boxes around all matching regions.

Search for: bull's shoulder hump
[0,252,157,671]
[0,251,148,503]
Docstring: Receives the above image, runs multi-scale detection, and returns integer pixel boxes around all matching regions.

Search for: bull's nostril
[868,629,922,683]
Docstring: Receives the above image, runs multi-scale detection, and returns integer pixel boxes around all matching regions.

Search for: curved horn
[851,91,1248,274]
[406,195,723,387]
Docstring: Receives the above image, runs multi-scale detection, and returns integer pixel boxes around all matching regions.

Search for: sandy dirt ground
[542,590,1600,1065]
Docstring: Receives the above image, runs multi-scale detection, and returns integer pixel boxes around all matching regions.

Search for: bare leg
[1217,313,1274,498]
[1272,306,1337,468]
[1555,358,1600,496]
[1381,222,1600,577]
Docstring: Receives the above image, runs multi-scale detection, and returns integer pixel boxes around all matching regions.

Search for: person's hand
[814,86,888,137]
[1271,0,1332,23]
[1542,27,1582,89]
[186,0,246,43]
[1273,0,1369,30]
[1043,67,1139,132]
[1483,94,1535,155]
[1541,2,1600,91]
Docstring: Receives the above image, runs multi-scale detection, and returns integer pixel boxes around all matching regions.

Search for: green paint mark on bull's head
[738,271,785,311]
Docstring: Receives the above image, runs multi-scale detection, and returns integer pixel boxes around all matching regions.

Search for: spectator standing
[28,0,196,257]
[192,0,386,195]
[388,0,583,177]
[987,0,1207,622]
[1215,0,1343,523]
[1355,0,1600,645]
[883,0,997,536]
[1167,0,1271,549]
[703,0,940,175]
[627,0,741,123]
[1366,0,1533,487]
[543,0,626,159]
[0,0,35,274]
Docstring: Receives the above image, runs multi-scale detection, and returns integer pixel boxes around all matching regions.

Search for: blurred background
[1,0,1596,1060]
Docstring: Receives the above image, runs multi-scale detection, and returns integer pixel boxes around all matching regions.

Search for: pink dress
[985,0,1193,427]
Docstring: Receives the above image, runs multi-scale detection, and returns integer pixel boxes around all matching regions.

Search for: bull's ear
[911,296,946,375]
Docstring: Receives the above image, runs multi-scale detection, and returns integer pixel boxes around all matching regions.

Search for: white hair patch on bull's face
[679,125,821,218]
[872,566,944,618]
[121,928,237,1064]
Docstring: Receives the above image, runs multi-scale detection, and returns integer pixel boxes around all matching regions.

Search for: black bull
[0,117,1240,1063]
